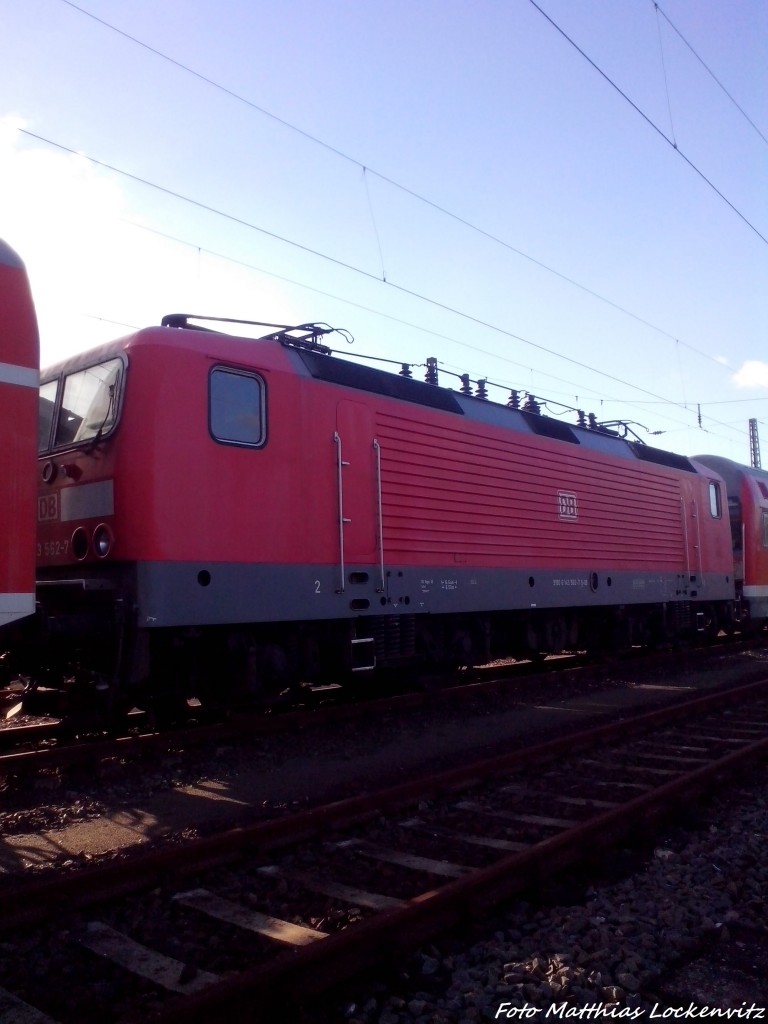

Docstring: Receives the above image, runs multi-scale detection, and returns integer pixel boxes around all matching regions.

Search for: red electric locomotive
[0,239,39,633]
[34,313,736,709]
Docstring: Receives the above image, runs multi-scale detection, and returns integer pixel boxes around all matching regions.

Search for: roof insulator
[460,373,472,395]
[476,379,488,400]
[399,363,412,378]
[425,357,439,385]
[507,389,520,410]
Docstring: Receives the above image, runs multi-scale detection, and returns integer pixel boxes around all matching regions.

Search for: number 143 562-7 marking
[37,539,70,557]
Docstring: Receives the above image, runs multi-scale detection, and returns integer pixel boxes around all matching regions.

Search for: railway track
[0,651,589,759]
[1,678,768,1022]
[0,637,762,777]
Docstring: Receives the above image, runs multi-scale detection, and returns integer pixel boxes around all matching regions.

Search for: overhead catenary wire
[39,2,760,456]
[526,0,768,246]
[653,0,678,148]
[130,222,766,442]
[9,122,753,448]
[653,1,768,148]
[54,0,758,372]
[10,1,765,452]
[116,219,655,413]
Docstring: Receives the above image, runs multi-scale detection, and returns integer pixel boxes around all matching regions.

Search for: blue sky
[1,0,766,460]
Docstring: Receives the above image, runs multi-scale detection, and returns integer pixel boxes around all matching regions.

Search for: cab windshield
[38,358,123,453]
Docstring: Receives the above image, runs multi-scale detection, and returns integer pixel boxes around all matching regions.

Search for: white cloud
[732,361,768,390]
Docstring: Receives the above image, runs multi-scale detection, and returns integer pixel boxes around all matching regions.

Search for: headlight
[72,527,89,561]
[93,523,114,559]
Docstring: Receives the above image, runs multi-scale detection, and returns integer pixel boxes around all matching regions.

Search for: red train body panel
[1,238,762,708]
[33,317,737,697]
[36,325,736,584]
[0,240,39,628]
[695,455,768,622]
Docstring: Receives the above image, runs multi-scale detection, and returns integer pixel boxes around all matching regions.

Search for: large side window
[708,481,722,519]
[762,510,768,549]
[209,367,265,447]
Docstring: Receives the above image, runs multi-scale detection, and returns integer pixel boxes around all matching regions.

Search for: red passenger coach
[35,316,736,702]
[0,239,39,629]
[695,455,768,628]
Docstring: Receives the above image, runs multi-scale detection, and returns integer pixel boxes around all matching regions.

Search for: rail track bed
[1,679,767,1022]
[0,639,764,796]
[0,636,759,769]
[3,641,768,875]
[0,649,600,763]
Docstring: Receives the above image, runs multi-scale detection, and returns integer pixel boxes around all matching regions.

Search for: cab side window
[38,380,58,452]
[708,481,722,518]
[55,359,122,447]
[209,367,266,447]
[38,358,123,453]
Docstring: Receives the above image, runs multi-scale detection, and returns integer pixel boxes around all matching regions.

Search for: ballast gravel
[4,646,768,871]
[335,769,768,1023]
[2,650,768,1020]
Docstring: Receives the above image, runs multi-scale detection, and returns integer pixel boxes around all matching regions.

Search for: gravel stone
[334,765,768,1022]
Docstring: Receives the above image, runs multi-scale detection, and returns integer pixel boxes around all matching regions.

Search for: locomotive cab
[34,322,317,718]
[32,350,124,720]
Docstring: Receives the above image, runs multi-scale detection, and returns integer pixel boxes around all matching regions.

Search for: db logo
[38,494,58,522]
[557,491,578,520]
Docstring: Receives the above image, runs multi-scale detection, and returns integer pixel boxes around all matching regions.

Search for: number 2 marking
[314,580,321,594]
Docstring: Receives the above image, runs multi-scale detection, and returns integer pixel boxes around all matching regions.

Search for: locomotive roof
[40,320,704,476]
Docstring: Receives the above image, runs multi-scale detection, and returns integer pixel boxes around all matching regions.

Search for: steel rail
[0,719,60,749]
[0,636,761,774]
[0,648,601,772]
[153,727,768,1023]
[2,676,767,937]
